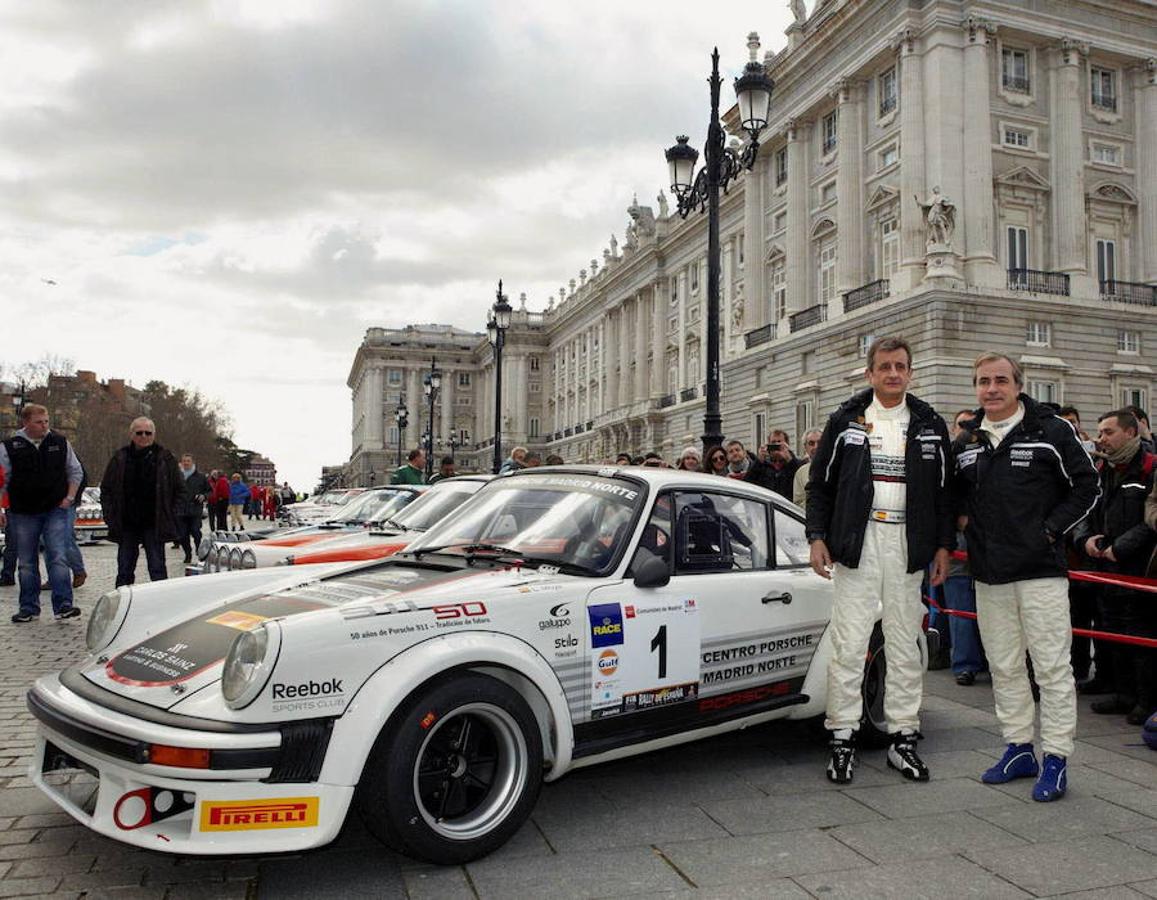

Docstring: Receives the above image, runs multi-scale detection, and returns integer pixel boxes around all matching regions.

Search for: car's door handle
[762,591,792,605]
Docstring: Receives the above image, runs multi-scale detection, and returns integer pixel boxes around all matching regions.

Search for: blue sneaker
[1032,754,1067,802]
[982,743,1039,784]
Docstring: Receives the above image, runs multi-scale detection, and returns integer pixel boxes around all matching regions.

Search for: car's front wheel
[357,672,544,864]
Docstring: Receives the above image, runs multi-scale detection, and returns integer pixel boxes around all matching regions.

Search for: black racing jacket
[952,394,1100,585]
[805,388,954,572]
[2,432,69,514]
[1072,449,1157,578]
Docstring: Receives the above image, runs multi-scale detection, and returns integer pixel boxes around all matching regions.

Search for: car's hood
[80,561,573,710]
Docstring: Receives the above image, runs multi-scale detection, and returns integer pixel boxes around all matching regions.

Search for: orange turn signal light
[148,744,211,768]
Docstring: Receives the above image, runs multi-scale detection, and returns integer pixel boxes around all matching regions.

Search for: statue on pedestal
[916,186,956,248]
[790,0,807,24]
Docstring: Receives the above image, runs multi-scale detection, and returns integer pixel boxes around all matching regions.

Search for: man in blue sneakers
[953,354,1099,801]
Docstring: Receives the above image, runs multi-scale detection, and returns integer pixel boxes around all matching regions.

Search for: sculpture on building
[731,293,745,332]
[790,0,807,24]
[609,233,619,258]
[590,257,599,276]
[916,186,956,247]
[657,190,669,218]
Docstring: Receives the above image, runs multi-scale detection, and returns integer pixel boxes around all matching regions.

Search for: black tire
[357,672,544,864]
[859,623,889,748]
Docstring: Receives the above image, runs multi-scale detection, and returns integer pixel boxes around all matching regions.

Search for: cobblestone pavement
[1,542,1154,898]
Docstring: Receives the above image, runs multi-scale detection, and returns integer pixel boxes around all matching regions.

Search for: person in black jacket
[101,418,186,587]
[806,337,953,785]
[175,453,212,565]
[953,353,1099,802]
[1072,410,1156,725]
[745,429,802,499]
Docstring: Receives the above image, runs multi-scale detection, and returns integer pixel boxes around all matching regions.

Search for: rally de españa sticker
[199,797,319,831]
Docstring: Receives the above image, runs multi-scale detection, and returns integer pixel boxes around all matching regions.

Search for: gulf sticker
[205,611,269,632]
[597,649,619,676]
[199,797,319,831]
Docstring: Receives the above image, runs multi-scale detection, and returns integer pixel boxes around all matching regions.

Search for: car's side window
[671,491,770,574]
[627,494,673,575]
[773,509,809,567]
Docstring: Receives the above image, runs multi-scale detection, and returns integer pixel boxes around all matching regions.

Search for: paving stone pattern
[0,543,1153,898]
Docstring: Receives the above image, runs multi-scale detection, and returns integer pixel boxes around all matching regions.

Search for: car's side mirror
[632,553,670,589]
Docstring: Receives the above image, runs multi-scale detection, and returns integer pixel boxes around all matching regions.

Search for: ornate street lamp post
[665,38,773,455]
[447,432,461,463]
[487,280,513,474]
[422,357,442,481]
[394,397,408,468]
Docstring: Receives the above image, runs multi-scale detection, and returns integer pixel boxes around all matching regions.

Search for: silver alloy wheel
[411,702,528,841]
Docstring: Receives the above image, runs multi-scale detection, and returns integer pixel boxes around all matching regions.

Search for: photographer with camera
[745,429,801,500]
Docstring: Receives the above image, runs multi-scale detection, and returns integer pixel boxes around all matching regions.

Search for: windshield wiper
[411,542,524,561]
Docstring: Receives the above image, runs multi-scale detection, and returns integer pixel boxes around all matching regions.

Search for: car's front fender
[320,632,573,786]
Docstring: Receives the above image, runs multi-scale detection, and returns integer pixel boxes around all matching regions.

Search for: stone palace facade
[347,0,1156,483]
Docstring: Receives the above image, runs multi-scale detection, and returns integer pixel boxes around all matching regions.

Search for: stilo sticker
[199,797,320,831]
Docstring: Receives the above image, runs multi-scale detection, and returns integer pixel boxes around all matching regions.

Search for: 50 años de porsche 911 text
[27,467,909,864]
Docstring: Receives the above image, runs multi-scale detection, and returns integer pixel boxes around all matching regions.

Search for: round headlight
[206,546,220,572]
[86,589,127,652]
[229,547,243,570]
[197,536,213,560]
[221,624,280,708]
[240,549,257,569]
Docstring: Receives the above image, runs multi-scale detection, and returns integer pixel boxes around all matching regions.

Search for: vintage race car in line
[198,486,424,573]
[27,467,913,864]
[75,487,108,544]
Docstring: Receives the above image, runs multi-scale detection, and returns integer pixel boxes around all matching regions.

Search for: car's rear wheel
[357,672,543,864]
[859,622,889,747]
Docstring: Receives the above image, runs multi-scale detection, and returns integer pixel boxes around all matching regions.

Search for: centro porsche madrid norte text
[26,467,911,864]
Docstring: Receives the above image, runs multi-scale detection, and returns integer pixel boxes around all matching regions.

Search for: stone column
[896,29,927,290]
[1049,38,1088,274]
[743,155,767,328]
[406,368,421,452]
[618,300,632,408]
[651,285,665,396]
[440,369,453,446]
[961,17,998,281]
[1138,60,1157,283]
[677,272,688,388]
[604,318,618,413]
[634,292,648,401]
[834,78,864,303]
[722,241,734,350]
[785,119,811,314]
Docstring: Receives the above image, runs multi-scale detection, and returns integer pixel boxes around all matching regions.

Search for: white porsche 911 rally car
[27,467,908,864]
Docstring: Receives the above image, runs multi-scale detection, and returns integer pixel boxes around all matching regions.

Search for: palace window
[880,219,899,279]
[879,68,897,116]
[771,259,786,321]
[1092,142,1121,166]
[1002,48,1030,93]
[1091,66,1117,112]
[1026,321,1051,347]
[818,239,837,305]
[1002,127,1031,149]
[1096,238,1117,284]
[1027,379,1058,404]
[1118,330,1140,355]
[457,372,471,386]
[775,147,788,186]
[1007,225,1029,270]
[878,144,898,170]
[821,110,838,155]
[387,369,403,385]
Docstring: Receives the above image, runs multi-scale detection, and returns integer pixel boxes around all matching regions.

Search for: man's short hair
[954,409,975,423]
[724,439,745,451]
[406,448,423,462]
[524,451,542,463]
[769,429,791,445]
[1058,405,1080,421]
[1099,409,1139,432]
[866,336,912,370]
[803,429,823,442]
[181,453,194,461]
[1126,405,1150,426]
[20,403,47,422]
[972,352,1024,388]
[439,456,454,466]
[615,452,632,464]
[544,454,564,465]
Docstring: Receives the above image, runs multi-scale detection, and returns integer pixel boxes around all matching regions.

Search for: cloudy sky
[0,0,792,489]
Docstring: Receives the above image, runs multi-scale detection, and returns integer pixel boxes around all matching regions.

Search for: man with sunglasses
[101,418,186,587]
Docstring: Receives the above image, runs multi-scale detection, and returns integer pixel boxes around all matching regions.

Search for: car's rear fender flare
[789,620,837,719]
[320,633,574,787]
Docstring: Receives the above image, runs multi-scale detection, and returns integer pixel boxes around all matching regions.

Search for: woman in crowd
[703,445,728,476]
[676,447,702,471]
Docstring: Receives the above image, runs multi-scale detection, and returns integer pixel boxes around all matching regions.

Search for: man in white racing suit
[807,337,953,783]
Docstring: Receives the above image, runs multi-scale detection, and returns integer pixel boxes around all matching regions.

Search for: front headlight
[86,589,128,652]
[229,547,243,570]
[206,546,220,572]
[197,536,213,560]
[240,549,257,569]
[221,623,280,708]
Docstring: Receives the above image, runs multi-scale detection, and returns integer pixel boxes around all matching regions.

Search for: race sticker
[589,598,700,719]
[199,798,319,831]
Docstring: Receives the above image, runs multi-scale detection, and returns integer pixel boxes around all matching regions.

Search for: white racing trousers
[975,577,1076,758]
[825,521,926,734]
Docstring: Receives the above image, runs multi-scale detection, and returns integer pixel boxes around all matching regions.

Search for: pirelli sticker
[199,797,319,831]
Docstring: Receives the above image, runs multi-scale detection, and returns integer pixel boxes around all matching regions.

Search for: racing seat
[675,509,733,573]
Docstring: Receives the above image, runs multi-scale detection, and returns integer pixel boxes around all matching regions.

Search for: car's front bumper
[27,674,352,855]
[75,525,108,543]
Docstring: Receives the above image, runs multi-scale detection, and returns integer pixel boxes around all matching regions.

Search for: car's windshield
[407,474,644,574]
[386,481,484,532]
[334,489,415,524]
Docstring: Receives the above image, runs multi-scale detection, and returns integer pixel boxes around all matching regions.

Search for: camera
[767,442,783,453]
